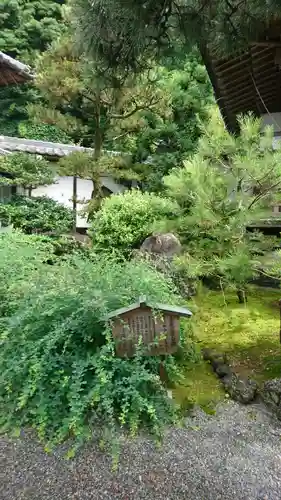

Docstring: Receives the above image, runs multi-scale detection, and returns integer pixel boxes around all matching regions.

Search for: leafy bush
[0,231,54,318]
[89,190,178,257]
[0,195,73,234]
[18,121,71,144]
[0,237,196,451]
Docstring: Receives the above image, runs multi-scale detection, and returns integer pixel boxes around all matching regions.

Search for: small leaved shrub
[0,195,73,234]
[0,231,54,317]
[89,190,178,257]
[0,237,196,451]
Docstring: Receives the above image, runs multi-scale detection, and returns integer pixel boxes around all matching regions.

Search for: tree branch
[110,97,161,120]
[248,180,281,210]
[112,130,132,141]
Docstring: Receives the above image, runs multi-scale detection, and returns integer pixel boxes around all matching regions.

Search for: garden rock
[223,374,258,404]
[261,378,281,419]
[202,348,227,369]
[138,233,195,298]
[216,363,232,378]
[140,232,181,257]
[202,348,257,403]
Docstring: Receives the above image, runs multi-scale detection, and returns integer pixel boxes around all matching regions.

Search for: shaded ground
[173,286,281,409]
[190,286,281,381]
[1,402,281,500]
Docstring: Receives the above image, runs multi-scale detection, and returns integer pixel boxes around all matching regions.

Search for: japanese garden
[1,1,281,498]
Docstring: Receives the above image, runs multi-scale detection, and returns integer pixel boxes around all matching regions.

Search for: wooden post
[159,362,172,399]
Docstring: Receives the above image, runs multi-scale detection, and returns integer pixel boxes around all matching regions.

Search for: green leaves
[0,195,73,234]
[160,110,281,290]
[89,189,178,258]
[0,153,55,190]
[0,235,187,449]
[0,0,65,138]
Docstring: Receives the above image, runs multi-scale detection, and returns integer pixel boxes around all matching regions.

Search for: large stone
[261,378,281,419]
[223,374,258,404]
[138,233,196,298]
[140,233,181,258]
[215,363,232,379]
[202,348,227,367]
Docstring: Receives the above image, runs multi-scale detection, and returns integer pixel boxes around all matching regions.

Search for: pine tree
[0,153,55,195]
[70,0,281,75]
[160,108,281,301]
[125,49,214,191]
[0,0,65,137]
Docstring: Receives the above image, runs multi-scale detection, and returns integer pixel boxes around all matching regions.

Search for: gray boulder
[261,378,281,419]
[202,348,227,369]
[223,374,258,404]
[140,233,181,258]
[216,363,232,379]
[138,233,196,298]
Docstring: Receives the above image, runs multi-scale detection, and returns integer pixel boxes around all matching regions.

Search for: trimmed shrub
[0,195,73,234]
[89,190,178,257]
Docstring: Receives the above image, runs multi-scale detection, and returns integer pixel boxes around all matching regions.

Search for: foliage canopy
[70,0,278,75]
[0,153,55,191]
[89,190,178,257]
[0,232,196,451]
[0,0,66,137]
[159,110,281,294]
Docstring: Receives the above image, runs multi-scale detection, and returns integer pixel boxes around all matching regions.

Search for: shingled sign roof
[0,52,34,86]
[105,296,192,320]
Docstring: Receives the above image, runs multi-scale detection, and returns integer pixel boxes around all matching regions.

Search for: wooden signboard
[106,296,192,357]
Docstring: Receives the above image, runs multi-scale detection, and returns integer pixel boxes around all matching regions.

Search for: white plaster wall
[32,175,126,228]
[261,112,281,149]
[261,113,281,214]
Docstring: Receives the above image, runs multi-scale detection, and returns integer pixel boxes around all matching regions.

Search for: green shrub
[0,204,11,227]
[0,231,54,317]
[0,195,73,234]
[0,242,196,450]
[89,190,178,257]
[18,121,71,144]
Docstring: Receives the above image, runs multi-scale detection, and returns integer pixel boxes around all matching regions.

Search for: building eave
[201,21,281,132]
[0,135,124,158]
[0,52,34,86]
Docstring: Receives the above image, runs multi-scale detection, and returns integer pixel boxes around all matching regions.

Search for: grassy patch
[190,286,281,382]
[172,360,224,410]
[173,285,281,410]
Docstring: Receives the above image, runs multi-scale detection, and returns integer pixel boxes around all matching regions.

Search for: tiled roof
[0,52,34,86]
[0,136,122,158]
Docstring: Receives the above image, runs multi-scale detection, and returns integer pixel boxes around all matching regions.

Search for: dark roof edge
[0,51,34,81]
[200,44,238,134]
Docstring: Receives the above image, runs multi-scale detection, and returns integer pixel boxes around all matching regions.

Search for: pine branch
[248,180,281,210]
[110,96,161,119]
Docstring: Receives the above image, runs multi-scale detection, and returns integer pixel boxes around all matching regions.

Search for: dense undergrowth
[0,231,198,454]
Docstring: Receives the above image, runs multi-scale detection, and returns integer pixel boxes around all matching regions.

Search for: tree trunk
[90,90,103,209]
[94,89,102,161]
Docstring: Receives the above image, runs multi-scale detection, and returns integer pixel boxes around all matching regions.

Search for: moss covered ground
[173,286,281,408]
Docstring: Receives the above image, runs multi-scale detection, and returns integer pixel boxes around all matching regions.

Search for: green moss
[172,285,281,411]
[173,360,224,410]
[189,286,281,381]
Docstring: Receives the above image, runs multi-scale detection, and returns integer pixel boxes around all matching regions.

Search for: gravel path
[1,401,281,500]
